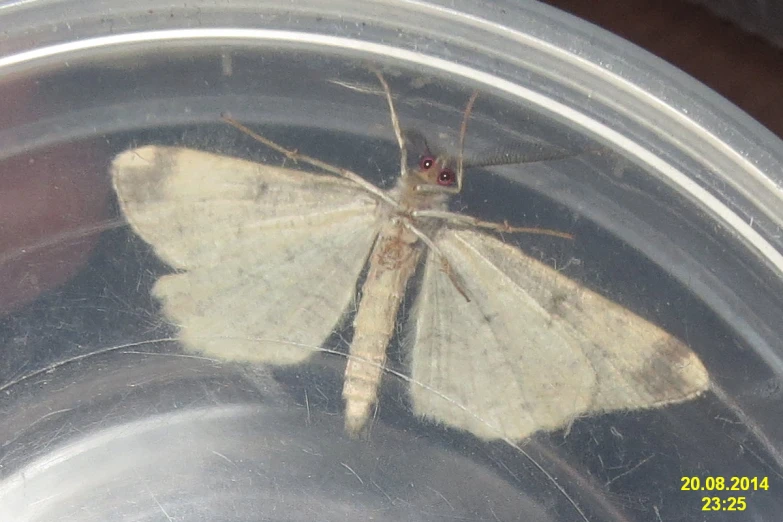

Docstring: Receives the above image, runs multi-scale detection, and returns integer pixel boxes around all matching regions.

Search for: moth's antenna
[373,70,408,179]
[457,91,479,192]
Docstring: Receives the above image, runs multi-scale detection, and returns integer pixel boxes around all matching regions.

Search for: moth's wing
[408,227,709,441]
[112,145,377,269]
[112,146,380,364]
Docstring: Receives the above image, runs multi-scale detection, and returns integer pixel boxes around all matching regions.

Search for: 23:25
[702,496,747,511]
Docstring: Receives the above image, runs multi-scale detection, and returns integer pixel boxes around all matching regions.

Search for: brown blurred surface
[0,81,111,315]
[545,0,783,138]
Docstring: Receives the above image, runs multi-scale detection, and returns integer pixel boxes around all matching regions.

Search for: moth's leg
[412,209,574,240]
[372,70,409,179]
[402,221,471,302]
[222,116,399,208]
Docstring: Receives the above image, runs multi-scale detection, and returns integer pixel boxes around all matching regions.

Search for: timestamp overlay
[681,476,770,513]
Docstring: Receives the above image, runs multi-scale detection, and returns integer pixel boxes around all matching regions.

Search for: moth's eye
[419,156,436,170]
[438,168,456,186]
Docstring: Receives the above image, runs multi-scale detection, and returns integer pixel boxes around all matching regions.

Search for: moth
[111,72,709,441]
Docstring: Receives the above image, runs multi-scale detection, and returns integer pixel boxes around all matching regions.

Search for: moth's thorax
[389,173,451,213]
[373,220,420,270]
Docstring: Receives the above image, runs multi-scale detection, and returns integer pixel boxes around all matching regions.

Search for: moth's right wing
[408,227,708,441]
[408,228,596,440]
[112,146,380,364]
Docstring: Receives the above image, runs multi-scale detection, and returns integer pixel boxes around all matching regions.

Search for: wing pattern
[113,146,380,364]
[409,227,708,440]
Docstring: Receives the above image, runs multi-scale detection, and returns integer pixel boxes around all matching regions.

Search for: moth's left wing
[408,227,708,441]
[112,146,380,365]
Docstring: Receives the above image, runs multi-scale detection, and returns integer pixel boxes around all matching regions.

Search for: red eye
[419,156,435,170]
[438,169,456,186]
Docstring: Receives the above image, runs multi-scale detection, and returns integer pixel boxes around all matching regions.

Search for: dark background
[545,0,783,137]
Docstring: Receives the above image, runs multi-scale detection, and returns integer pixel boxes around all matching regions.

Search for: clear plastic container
[1,1,782,521]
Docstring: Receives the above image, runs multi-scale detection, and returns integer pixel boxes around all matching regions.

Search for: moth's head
[404,130,461,194]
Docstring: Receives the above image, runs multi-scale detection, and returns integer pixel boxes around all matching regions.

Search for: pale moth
[111,72,709,441]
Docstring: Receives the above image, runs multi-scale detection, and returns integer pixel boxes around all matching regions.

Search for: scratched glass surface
[1,48,781,522]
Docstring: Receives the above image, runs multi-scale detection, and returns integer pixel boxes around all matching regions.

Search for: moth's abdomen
[343,223,421,435]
